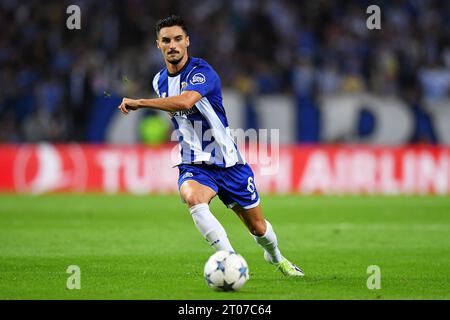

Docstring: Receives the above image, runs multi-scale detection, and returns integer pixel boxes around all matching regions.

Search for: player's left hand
[118,98,139,115]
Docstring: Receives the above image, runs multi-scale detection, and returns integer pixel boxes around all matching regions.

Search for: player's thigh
[180,180,217,207]
[232,204,267,236]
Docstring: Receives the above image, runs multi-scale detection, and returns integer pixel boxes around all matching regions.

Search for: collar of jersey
[167,56,192,77]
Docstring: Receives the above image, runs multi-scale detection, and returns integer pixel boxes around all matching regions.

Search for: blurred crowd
[0,0,449,143]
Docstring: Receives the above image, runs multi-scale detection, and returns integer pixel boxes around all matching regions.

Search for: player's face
[156,26,190,65]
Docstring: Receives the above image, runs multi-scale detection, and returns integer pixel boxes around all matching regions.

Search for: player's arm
[118,91,201,115]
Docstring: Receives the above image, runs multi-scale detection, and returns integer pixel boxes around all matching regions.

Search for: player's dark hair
[155,15,188,37]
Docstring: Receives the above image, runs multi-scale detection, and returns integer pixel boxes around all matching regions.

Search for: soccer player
[118,15,303,276]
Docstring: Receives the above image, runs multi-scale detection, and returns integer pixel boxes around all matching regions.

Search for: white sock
[189,203,234,252]
[253,220,283,263]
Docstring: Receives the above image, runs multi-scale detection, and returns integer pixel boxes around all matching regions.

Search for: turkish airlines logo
[14,144,87,193]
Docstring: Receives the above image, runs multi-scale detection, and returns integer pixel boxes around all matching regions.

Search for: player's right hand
[118,98,139,115]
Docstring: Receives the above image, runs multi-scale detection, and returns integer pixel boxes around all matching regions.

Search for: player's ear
[156,40,160,49]
[186,36,190,47]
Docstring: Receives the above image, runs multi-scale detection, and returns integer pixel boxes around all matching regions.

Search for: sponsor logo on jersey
[169,106,199,118]
[190,73,206,85]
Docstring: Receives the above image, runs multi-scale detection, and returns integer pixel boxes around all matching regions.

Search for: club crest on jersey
[190,73,206,85]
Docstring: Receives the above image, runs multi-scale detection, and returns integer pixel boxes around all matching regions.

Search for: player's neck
[166,54,189,75]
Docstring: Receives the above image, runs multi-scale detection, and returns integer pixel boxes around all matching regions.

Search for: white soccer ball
[203,250,250,291]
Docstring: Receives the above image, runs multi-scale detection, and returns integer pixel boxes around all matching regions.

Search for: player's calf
[252,220,283,263]
[189,203,235,252]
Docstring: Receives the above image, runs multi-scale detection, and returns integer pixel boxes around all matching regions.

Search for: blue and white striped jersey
[152,57,245,167]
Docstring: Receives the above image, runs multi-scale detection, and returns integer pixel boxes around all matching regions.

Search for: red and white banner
[1,144,449,194]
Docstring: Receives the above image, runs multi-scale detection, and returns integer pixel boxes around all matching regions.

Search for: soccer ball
[203,251,249,291]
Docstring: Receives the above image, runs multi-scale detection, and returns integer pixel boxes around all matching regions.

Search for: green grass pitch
[0,194,449,299]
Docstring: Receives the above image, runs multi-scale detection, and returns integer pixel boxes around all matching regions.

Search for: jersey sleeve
[183,65,218,97]
[152,72,161,97]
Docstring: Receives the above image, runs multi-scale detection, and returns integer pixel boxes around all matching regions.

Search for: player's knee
[183,192,206,208]
[250,220,267,237]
